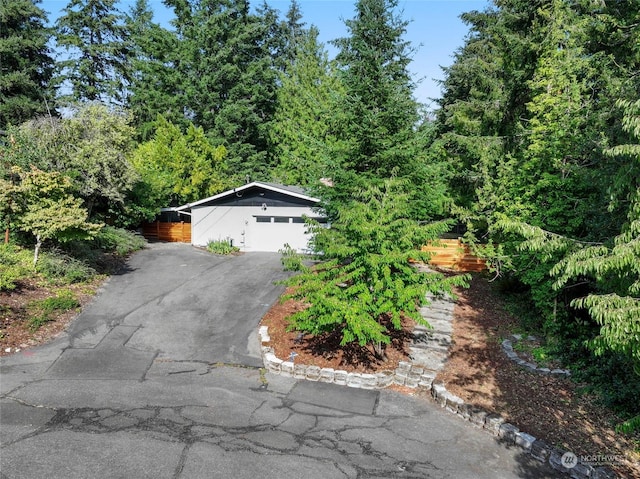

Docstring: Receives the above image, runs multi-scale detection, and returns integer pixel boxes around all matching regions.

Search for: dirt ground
[0,278,103,356]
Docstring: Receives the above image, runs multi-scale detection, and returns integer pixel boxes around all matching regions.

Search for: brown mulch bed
[436,277,640,478]
[260,288,415,373]
[0,278,103,356]
[261,277,640,478]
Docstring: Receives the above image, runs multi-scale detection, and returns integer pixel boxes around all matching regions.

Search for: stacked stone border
[259,325,619,479]
[502,334,571,377]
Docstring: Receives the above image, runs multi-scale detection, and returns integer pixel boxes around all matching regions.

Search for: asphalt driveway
[62,243,289,366]
[0,243,561,478]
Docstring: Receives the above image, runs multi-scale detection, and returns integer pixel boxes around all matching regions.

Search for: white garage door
[244,215,311,252]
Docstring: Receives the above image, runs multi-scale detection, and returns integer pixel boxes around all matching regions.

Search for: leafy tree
[1,167,102,265]
[4,104,138,222]
[55,103,138,218]
[0,0,55,128]
[129,115,230,222]
[269,26,345,186]
[283,178,469,357]
[55,0,129,104]
[551,99,640,371]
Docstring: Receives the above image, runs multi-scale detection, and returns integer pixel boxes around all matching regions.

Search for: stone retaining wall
[501,334,571,377]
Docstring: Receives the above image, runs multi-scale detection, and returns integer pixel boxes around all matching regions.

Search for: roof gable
[174,182,320,211]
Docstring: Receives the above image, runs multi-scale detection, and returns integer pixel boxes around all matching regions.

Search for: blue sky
[40,0,490,108]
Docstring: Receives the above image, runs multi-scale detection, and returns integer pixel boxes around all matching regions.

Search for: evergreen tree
[269,26,344,186]
[280,0,306,70]
[518,0,606,238]
[167,0,281,179]
[0,0,55,128]
[124,0,184,138]
[332,0,419,179]
[55,0,129,104]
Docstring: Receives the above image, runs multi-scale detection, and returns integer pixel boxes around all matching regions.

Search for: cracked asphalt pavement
[0,243,560,478]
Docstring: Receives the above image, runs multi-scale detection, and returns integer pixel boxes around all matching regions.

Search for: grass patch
[27,289,79,331]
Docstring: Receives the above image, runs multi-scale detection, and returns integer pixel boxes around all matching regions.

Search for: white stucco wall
[191,205,319,252]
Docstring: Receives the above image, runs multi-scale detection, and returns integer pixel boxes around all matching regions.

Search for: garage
[171,182,324,252]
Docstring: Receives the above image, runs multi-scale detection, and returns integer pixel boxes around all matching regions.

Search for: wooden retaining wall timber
[142,221,191,243]
[421,239,487,272]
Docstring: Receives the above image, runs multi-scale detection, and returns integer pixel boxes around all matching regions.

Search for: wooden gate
[421,239,486,272]
[142,221,191,243]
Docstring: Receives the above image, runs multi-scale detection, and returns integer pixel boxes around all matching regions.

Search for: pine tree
[520,0,603,238]
[124,0,184,138]
[280,0,306,70]
[269,26,344,186]
[0,0,55,128]
[332,0,419,179]
[55,0,129,104]
[167,0,281,179]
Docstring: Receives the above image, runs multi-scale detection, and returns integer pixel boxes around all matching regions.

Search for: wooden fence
[142,221,191,243]
[421,239,487,272]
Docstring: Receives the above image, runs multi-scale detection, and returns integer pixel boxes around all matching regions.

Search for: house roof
[169,182,320,212]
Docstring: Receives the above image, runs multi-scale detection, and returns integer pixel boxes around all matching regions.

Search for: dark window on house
[274,216,290,223]
[256,216,271,223]
[291,217,305,224]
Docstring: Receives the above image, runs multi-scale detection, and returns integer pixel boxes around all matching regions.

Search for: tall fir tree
[280,0,306,70]
[55,0,129,104]
[124,0,184,138]
[269,26,344,186]
[0,0,55,128]
[166,0,282,179]
[332,0,419,179]
[326,0,450,220]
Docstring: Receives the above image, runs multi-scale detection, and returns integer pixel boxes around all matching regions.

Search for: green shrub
[37,252,95,284]
[279,243,304,271]
[0,264,26,291]
[27,289,79,331]
[0,244,32,291]
[92,226,146,256]
[206,239,239,255]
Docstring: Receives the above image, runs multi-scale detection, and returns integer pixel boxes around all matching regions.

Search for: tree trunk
[33,234,41,267]
[373,341,386,361]
[4,227,9,244]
